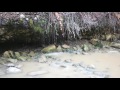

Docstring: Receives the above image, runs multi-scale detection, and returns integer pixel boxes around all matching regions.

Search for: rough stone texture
[0,12,120,30]
[3,51,11,58]
[41,45,57,53]
[0,12,120,47]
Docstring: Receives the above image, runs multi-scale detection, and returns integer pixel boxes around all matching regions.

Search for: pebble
[87,64,95,69]
[60,65,66,68]
[64,59,72,63]
[6,67,22,74]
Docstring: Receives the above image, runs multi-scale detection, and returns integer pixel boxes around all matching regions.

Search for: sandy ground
[0,51,120,78]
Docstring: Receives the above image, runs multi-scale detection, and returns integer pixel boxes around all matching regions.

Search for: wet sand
[0,51,120,78]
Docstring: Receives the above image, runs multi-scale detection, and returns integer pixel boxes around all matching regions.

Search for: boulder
[90,39,99,45]
[111,43,120,49]
[14,52,21,59]
[8,50,15,58]
[21,52,28,56]
[101,41,112,48]
[106,34,112,41]
[82,44,90,52]
[76,45,82,51]
[7,58,17,63]
[18,56,27,61]
[57,45,62,52]
[90,39,103,48]
[41,44,57,53]
[3,51,11,58]
[0,57,8,64]
[28,51,35,57]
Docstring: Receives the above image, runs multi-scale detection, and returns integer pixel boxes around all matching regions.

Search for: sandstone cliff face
[0,12,119,46]
[0,12,119,27]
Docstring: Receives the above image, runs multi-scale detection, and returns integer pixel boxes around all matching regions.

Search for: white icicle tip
[20,14,25,19]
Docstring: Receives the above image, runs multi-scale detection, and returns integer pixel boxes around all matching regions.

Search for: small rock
[72,63,80,67]
[14,52,21,59]
[73,47,78,50]
[111,43,120,49]
[6,67,22,74]
[82,44,89,52]
[87,64,95,69]
[101,35,106,40]
[0,60,6,65]
[38,55,47,63]
[79,62,86,68]
[9,50,14,58]
[74,51,81,54]
[90,39,99,45]
[41,44,57,53]
[27,70,48,76]
[62,44,70,49]
[60,65,66,68]
[18,56,27,61]
[57,45,62,52]
[76,45,81,50]
[3,51,11,58]
[28,51,35,57]
[7,58,17,63]
[21,52,27,56]
[64,59,72,63]
[106,34,112,41]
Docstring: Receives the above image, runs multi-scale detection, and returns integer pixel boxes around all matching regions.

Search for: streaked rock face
[0,12,119,48]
